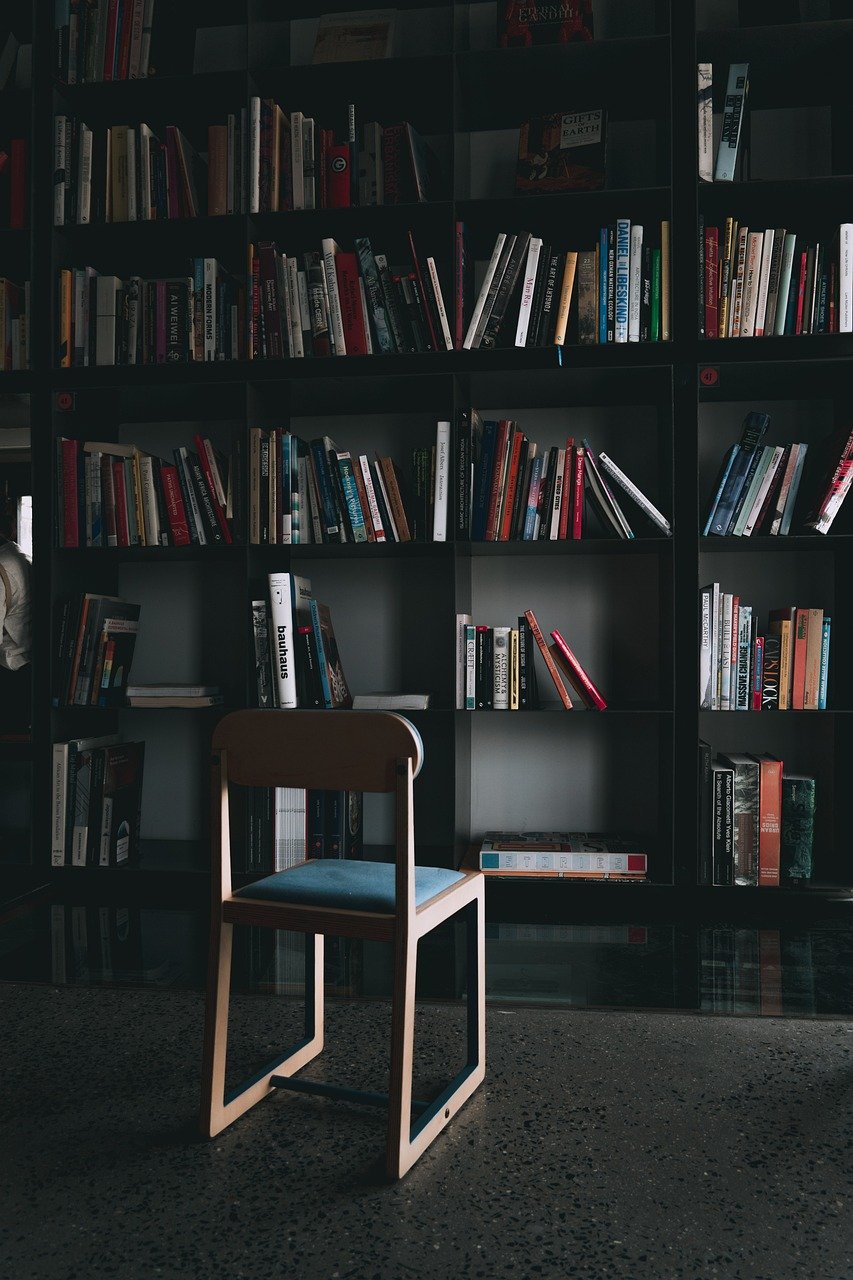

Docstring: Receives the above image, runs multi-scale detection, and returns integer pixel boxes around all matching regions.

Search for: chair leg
[386,883,487,1179]
[199,923,325,1140]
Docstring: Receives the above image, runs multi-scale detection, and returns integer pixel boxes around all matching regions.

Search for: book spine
[757,757,782,887]
[818,617,831,710]
[715,63,749,181]
[628,224,642,342]
[432,420,450,541]
[268,572,297,708]
[614,219,630,343]
[704,226,718,339]
[598,452,671,535]
[698,63,713,182]
[524,610,573,710]
[492,626,510,710]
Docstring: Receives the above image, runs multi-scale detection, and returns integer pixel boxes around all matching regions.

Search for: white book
[714,62,749,181]
[774,232,798,336]
[628,224,643,342]
[427,256,453,351]
[138,0,156,77]
[352,693,431,710]
[739,231,763,336]
[699,582,720,710]
[456,613,472,709]
[138,455,161,546]
[597,452,672,535]
[54,115,67,226]
[203,258,217,361]
[268,573,298,708]
[493,627,511,710]
[463,233,507,349]
[78,124,93,224]
[249,97,261,213]
[302,116,315,210]
[432,421,450,541]
[514,236,542,347]
[742,445,785,536]
[464,623,476,711]
[125,126,137,221]
[614,218,631,342]
[286,258,304,359]
[840,224,853,333]
[698,63,713,181]
[291,111,305,211]
[549,448,566,539]
[358,454,386,541]
[753,228,774,336]
[719,592,733,710]
[321,238,347,356]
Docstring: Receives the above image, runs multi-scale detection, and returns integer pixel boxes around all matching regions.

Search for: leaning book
[516,110,606,194]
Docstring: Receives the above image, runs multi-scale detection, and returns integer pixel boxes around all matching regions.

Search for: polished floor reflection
[1,898,850,1016]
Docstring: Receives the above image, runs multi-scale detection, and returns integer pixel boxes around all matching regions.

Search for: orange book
[791,606,809,709]
[523,609,573,709]
[377,456,411,542]
[558,437,574,540]
[754,753,782,887]
[59,268,72,368]
[499,429,525,541]
[803,607,823,710]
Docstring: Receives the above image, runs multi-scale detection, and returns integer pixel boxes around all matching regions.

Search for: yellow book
[660,221,671,341]
[554,251,578,346]
[719,217,735,338]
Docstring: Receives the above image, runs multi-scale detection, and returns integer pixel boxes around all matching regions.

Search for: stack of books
[456,608,607,712]
[55,434,238,548]
[51,735,145,867]
[477,832,646,879]
[699,589,830,712]
[54,593,141,708]
[249,232,451,359]
[252,573,351,711]
[458,411,671,541]
[463,221,671,350]
[55,0,157,85]
[247,423,449,545]
[57,259,244,367]
[124,684,222,708]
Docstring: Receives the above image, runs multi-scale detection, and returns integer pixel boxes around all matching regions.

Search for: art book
[517,110,606,193]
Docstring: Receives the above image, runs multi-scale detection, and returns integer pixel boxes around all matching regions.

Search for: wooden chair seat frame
[199,711,486,1179]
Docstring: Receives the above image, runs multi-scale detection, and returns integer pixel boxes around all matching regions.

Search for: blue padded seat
[234,858,466,915]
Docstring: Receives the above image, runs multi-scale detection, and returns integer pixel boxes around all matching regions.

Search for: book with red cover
[62,438,80,547]
[334,252,369,355]
[10,139,27,229]
[753,753,782,886]
[571,444,584,539]
[327,143,351,208]
[523,609,574,709]
[102,0,120,80]
[161,463,191,546]
[704,225,719,339]
[558,438,574,540]
[550,628,607,710]
[794,250,808,335]
[193,433,232,543]
[112,460,130,547]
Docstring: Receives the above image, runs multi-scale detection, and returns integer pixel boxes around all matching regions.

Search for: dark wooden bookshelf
[0,0,849,935]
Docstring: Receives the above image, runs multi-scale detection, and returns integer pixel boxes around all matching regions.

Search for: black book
[538,446,559,539]
[399,275,428,352]
[508,437,531,541]
[407,272,436,353]
[258,432,270,544]
[698,739,713,886]
[761,633,781,711]
[188,450,223,545]
[251,598,274,709]
[480,231,531,350]
[640,244,652,343]
[475,626,493,709]
[296,624,324,708]
[370,460,397,542]
[711,762,734,887]
[527,242,551,346]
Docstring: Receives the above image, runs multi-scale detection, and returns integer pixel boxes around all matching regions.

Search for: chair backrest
[210,711,424,917]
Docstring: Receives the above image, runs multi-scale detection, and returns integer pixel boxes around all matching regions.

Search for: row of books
[57,259,244,367]
[700,220,853,339]
[51,734,145,867]
[697,63,749,184]
[55,434,238,548]
[477,832,646,879]
[55,0,156,85]
[53,117,207,225]
[464,223,672,351]
[699,589,830,712]
[0,137,27,229]
[249,98,439,213]
[459,411,671,542]
[0,278,28,372]
[241,787,363,875]
[699,743,814,887]
[248,426,448,546]
[253,573,352,712]
[456,609,607,712]
[249,233,451,360]
[54,593,141,708]
[704,413,853,537]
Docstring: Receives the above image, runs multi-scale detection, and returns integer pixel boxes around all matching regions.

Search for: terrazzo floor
[1,983,851,1280]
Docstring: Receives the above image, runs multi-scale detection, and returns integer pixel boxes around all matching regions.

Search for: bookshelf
[1,0,851,935]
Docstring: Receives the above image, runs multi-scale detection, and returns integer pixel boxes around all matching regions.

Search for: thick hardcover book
[752,753,782,887]
[711,763,734,886]
[268,572,298,708]
[498,0,593,46]
[516,109,605,193]
[719,753,760,886]
[780,774,815,882]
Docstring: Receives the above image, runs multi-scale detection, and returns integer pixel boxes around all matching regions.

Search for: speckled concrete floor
[1,985,851,1280]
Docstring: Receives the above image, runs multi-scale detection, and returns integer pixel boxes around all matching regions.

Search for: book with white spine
[51,735,120,866]
[286,258,304,358]
[138,123,155,220]
[463,232,507,349]
[126,127,137,221]
[321,238,347,356]
[514,236,542,346]
[840,223,853,333]
[268,572,298,708]
[614,218,630,342]
[628,224,643,341]
[427,256,453,351]
[698,63,713,181]
[249,97,261,213]
[432,420,450,541]
[492,626,511,710]
[714,62,749,181]
[739,231,763,336]
[753,228,774,336]
[597,452,672,534]
[719,592,733,710]
[549,447,566,539]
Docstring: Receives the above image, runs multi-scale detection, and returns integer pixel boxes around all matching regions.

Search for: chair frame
[199,710,485,1179]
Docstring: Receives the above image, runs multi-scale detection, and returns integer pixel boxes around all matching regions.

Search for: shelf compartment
[698,20,853,108]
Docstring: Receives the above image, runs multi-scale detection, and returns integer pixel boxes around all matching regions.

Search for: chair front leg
[199,925,325,1140]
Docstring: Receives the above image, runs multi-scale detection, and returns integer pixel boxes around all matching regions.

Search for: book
[313,11,395,63]
[550,628,607,711]
[718,753,759,886]
[698,63,713,182]
[516,110,606,194]
[498,0,593,46]
[351,693,430,710]
[752,754,782,887]
[98,741,145,866]
[125,694,224,707]
[711,762,734,886]
[780,774,815,882]
[316,602,352,709]
[523,609,573,710]
[714,63,749,182]
[268,572,299,708]
[597,452,671,535]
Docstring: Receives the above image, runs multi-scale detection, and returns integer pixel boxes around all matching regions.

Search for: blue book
[708,411,769,536]
[598,226,608,344]
[471,420,497,541]
[522,455,544,540]
[308,597,333,709]
[818,617,831,709]
[702,444,739,536]
[334,452,368,543]
[309,437,341,539]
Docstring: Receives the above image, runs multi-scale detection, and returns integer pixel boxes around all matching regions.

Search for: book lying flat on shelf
[313,10,396,63]
[125,694,224,708]
[351,693,431,709]
[478,832,647,878]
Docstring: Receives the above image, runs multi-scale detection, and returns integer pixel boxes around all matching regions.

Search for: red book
[752,635,765,710]
[499,429,525,541]
[550,628,607,711]
[704,225,719,338]
[161,463,191,546]
[102,0,119,80]
[334,252,369,355]
[10,140,27,229]
[794,251,808,335]
[112,461,130,547]
[327,143,351,208]
[828,259,837,333]
[558,437,574,540]
[485,419,511,542]
[571,444,584,539]
[791,606,809,710]
[523,609,574,710]
[754,754,782,887]
[193,434,232,544]
[61,438,80,547]
[408,230,438,351]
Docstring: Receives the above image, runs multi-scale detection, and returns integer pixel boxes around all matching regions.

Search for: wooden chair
[200,709,486,1179]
